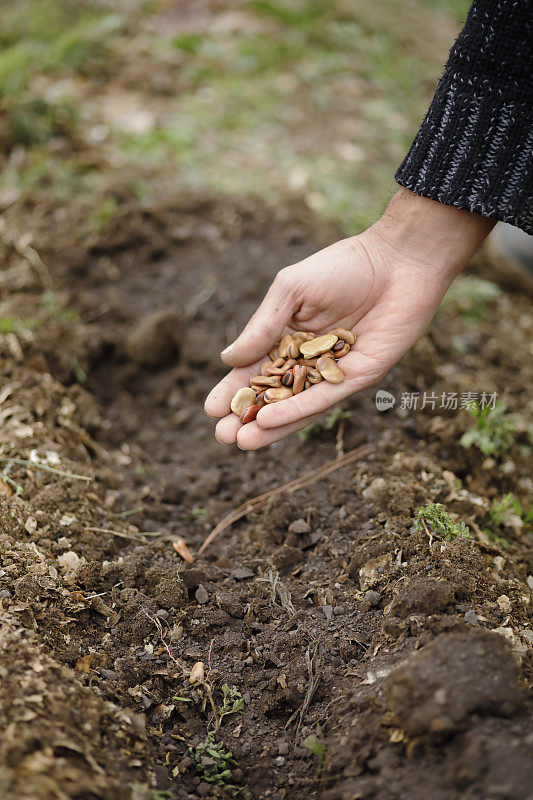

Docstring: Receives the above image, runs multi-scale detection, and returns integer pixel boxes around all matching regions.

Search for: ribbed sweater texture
[395,0,533,233]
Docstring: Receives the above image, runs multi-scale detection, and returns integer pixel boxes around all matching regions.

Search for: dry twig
[199,443,372,552]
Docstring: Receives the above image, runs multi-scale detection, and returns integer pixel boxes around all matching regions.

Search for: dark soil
[0,190,531,800]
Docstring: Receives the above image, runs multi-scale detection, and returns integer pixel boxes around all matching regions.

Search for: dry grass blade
[199,443,372,553]
[85,526,161,541]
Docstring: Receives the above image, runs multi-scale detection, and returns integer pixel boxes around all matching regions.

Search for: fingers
[237,414,320,450]
[204,361,262,418]
[213,412,320,449]
[220,271,297,367]
[255,350,384,429]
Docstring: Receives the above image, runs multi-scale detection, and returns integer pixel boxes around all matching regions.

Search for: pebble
[288,519,311,534]
[274,756,286,767]
[464,609,479,626]
[195,584,209,605]
[277,740,289,756]
[232,567,255,580]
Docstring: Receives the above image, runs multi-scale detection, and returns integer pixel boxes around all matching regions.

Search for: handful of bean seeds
[230,328,356,424]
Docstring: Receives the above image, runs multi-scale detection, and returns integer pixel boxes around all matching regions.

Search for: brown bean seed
[316,356,344,384]
[278,334,293,358]
[281,369,294,386]
[260,360,274,375]
[240,404,260,424]
[293,331,314,341]
[297,357,318,367]
[332,341,350,358]
[264,387,293,403]
[329,327,356,345]
[304,379,311,390]
[292,364,307,394]
[265,357,286,375]
[189,662,205,684]
[250,375,282,387]
[299,333,338,359]
[287,339,300,358]
[256,391,267,408]
[268,346,279,361]
[231,387,257,415]
[307,367,322,384]
[280,358,296,372]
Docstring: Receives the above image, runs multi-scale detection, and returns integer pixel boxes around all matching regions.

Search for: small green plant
[303,732,325,764]
[484,493,532,548]
[298,407,351,442]
[182,506,208,521]
[460,402,515,456]
[189,732,238,788]
[414,503,470,541]
[218,684,245,727]
[40,290,77,324]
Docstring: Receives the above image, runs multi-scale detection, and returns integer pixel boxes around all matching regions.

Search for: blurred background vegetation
[0,0,470,233]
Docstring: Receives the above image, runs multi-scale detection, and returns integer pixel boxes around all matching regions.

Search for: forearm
[369,189,495,280]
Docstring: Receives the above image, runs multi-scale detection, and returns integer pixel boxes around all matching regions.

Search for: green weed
[298,407,351,442]
[40,290,77,323]
[484,493,532,548]
[414,503,470,542]
[460,402,515,457]
[189,732,239,789]
[303,732,325,764]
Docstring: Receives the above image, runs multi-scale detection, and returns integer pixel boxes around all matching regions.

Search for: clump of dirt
[0,190,531,800]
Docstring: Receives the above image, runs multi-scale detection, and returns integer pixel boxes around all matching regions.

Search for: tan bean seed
[329,327,356,345]
[316,356,344,384]
[297,356,318,367]
[281,369,294,387]
[250,375,282,387]
[264,387,293,403]
[287,339,300,358]
[299,333,338,359]
[189,661,205,684]
[256,390,267,408]
[307,367,322,384]
[292,331,314,341]
[278,334,293,358]
[231,387,257,415]
[292,364,307,394]
[304,379,311,390]
[260,360,274,375]
[332,341,350,358]
[265,357,285,375]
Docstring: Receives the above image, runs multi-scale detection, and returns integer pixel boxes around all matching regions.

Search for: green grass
[460,402,515,457]
[414,502,470,541]
[0,0,471,231]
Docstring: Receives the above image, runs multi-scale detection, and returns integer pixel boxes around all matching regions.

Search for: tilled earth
[0,192,532,800]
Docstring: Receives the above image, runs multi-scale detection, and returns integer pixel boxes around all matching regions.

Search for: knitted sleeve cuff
[395,70,533,234]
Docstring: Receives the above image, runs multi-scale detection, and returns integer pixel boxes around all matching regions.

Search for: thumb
[221,271,296,366]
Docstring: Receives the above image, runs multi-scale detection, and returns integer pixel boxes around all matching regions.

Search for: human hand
[205,189,494,449]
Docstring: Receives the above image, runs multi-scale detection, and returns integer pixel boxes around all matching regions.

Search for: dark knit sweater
[395,0,533,234]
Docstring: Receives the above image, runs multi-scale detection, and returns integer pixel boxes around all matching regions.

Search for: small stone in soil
[232,567,255,580]
[464,610,479,625]
[288,518,311,534]
[195,584,209,604]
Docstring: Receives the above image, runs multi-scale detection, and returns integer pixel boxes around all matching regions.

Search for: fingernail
[221,341,235,356]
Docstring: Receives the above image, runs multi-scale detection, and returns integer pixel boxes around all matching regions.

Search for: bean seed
[307,367,322,384]
[316,356,344,383]
[260,360,274,375]
[281,369,294,386]
[231,387,257,415]
[304,379,311,390]
[265,357,285,375]
[256,390,267,408]
[189,661,205,684]
[250,375,282,387]
[240,404,261,424]
[278,334,293,358]
[287,339,300,358]
[299,333,338,359]
[332,341,350,358]
[292,364,307,394]
[293,331,314,341]
[281,358,296,372]
[264,387,293,403]
[329,328,356,345]
[172,538,194,564]
[268,346,279,361]
[297,357,318,367]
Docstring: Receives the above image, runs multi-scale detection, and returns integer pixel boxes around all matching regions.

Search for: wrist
[369,188,495,278]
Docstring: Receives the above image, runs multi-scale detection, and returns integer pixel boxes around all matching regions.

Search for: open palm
[204,228,456,450]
